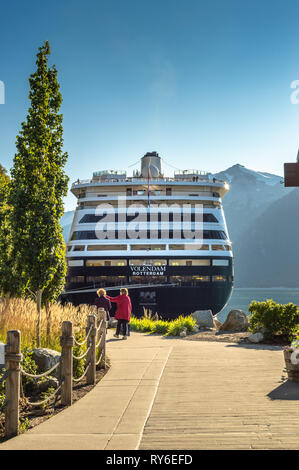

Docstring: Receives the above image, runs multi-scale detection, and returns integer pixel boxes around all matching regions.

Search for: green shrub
[21,347,38,394]
[40,387,55,409]
[248,299,299,341]
[130,314,196,337]
[150,320,169,335]
[72,332,87,379]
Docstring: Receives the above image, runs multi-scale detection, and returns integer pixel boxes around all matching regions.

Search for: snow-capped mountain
[213,164,291,243]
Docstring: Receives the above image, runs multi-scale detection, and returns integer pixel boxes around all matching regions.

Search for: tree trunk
[36,290,42,347]
[45,301,52,346]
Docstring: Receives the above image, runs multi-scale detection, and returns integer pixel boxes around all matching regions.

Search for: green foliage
[40,386,55,409]
[130,314,197,336]
[248,299,299,341]
[150,320,169,335]
[21,347,38,394]
[19,417,31,433]
[7,40,69,306]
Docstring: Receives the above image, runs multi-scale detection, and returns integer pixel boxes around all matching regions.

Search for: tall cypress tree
[9,41,69,346]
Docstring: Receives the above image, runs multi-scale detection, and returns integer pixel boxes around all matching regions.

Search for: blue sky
[1,0,299,210]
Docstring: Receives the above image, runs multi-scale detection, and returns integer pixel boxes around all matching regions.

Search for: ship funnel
[141,152,162,178]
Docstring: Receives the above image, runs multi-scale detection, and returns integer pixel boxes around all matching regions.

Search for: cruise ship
[63,152,233,319]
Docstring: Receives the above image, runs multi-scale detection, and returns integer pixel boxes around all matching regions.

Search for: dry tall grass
[0,297,95,351]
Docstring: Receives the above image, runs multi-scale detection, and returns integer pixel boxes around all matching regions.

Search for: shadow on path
[267,380,299,400]
[225,342,283,351]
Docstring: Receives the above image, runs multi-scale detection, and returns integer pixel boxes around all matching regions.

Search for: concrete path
[1,331,299,450]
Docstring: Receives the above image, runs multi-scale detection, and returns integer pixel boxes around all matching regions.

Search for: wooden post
[5,330,22,438]
[60,321,73,406]
[98,309,107,369]
[86,315,97,385]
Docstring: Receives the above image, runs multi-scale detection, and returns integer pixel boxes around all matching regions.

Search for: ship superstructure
[64,152,233,318]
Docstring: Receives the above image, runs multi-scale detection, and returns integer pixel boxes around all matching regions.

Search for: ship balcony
[71,179,229,190]
[74,195,222,204]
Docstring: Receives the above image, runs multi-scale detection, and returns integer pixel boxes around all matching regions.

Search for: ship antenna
[147,167,151,208]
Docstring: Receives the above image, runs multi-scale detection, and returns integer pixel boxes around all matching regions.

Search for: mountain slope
[214,164,289,243]
[233,187,299,287]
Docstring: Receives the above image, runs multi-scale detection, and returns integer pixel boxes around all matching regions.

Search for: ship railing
[71,176,226,187]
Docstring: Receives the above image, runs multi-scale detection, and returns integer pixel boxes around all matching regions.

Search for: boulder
[213,318,223,330]
[220,309,249,332]
[180,327,187,337]
[248,332,264,343]
[29,376,59,395]
[191,310,214,328]
[0,342,4,370]
[31,348,61,377]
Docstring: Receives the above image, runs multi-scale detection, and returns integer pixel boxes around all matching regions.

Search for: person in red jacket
[106,288,131,340]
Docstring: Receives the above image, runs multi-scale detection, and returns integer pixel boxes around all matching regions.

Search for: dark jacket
[94,295,112,320]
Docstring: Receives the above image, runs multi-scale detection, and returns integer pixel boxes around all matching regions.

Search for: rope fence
[1,307,107,439]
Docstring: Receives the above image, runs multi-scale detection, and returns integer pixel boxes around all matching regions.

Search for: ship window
[86,276,127,286]
[212,275,227,282]
[68,260,84,267]
[170,275,210,285]
[212,259,229,266]
[212,245,226,251]
[166,188,172,195]
[169,259,210,266]
[67,246,72,251]
[225,245,231,251]
[192,275,210,282]
[130,276,167,285]
[126,188,132,196]
[137,190,145,195]
[86,259,126,267]
[203,214,218,223]
[70,276,85,283]
[71,229,226,240]
[87,245,127,251]
[169,244,209,250]
[129,259,167,266]
[73,245,85,251]
[79,214,104,223]
[130,244,166,251]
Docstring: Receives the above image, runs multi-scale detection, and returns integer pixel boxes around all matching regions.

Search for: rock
[213,318,223,329]
[191,310,214,328]
[31,348,61,377]
[248,332,264,343]
[0,342,4,370]
[220,309,249,332]
[180,327,187,337]
[36,376,59,393]
[193,326,200,333]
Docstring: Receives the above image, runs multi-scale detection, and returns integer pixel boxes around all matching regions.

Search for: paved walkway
[1,331,299,450]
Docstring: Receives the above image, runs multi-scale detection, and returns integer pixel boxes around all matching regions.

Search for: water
[217,288,299,323]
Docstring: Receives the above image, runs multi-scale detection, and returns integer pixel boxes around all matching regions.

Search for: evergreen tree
[8,41,69,346]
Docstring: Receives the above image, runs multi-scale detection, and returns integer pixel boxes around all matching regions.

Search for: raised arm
[106,295,122,304]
